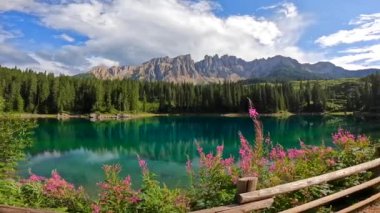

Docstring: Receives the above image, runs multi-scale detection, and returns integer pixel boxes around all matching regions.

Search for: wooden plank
[238,158,380,203]
[0,205,56,213]
[190,198,273,213]
[190,205,236,213]
[219,198,273,213]
[279,176,380,213]
[336,192,380,213]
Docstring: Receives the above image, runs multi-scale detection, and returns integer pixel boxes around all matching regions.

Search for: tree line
[0,66,379,114]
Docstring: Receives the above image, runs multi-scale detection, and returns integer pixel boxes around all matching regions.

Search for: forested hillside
[0,66,379,114]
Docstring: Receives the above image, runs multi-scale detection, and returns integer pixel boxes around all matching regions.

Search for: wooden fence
[192,157,380,213]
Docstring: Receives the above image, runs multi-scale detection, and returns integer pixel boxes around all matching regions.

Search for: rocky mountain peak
[88,54,380,83]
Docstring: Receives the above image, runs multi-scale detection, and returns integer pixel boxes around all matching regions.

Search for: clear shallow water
[17,115,380,196]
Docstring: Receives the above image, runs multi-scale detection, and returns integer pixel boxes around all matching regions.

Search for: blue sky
[0,0,379,74]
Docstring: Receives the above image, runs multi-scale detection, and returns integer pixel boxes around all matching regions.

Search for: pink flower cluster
[287,149,306,159]
[91,204,100,213]
[196,143,216,169]
[96,164,141,212]
[357,134,369,145]
[248,99,259,119]
[195,142,238,183]
[332,128,355,145]
[137,156,148,174]
[249,108,259,119]
[27,173,45,182]
[269,145,286,160]
[238,132,254,176]
[43,170,74,198]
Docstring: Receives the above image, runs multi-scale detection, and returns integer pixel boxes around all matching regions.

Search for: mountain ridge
[88,54,380,83]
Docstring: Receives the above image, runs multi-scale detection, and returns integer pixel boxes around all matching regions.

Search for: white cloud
[0,0,319,74]
[0,0,34,11]
[259,2,298,18]
[56,33,75,42]
[315,12,380,69]
[86,56,119,67]
[316,13,380,47]
[331,44,380,70]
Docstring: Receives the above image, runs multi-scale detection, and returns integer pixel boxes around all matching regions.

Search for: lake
[17,115,380,196]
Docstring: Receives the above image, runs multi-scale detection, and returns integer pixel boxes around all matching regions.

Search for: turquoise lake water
[17,115,380,196]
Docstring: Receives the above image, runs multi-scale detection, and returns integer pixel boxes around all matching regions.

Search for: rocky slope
[89,54,380,83]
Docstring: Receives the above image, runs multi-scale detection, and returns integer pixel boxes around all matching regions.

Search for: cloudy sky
[0,0,379,75]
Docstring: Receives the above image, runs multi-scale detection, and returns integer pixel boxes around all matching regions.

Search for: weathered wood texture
[0,205,56,213]
[236,177,257,194]
[336,192,380,213]
[219,198,273,213]
[238,158,380,203]
[190,198,273,213]
[279,176,380,213]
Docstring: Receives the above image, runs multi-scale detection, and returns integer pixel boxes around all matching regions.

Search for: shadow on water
[17,115,380,196]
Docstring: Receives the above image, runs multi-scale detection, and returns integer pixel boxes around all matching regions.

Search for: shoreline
[0,111,357,120]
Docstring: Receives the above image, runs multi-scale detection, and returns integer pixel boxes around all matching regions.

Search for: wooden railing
[192,157,380,213]
[0,205,55,213]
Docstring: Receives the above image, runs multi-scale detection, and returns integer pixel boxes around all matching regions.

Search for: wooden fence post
[237,177,258,196]
[370,145,380,179]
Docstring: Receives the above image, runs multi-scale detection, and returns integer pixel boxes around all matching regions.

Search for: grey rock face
[89,54,380,83]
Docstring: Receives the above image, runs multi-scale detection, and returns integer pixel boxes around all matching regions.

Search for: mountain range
[88,54,380,83]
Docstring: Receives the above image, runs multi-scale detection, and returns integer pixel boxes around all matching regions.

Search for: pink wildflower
[97,182,109,190]
[326,147,333,153]
[203,153,215,168]
[287,149,305,159]
[269,164,276,172]
[311,146,319,153]
[332,129,355,145]
[186,159,192,174]
[357,135,369,145]
[137,156,148,174]
[221,157,234,167]
[123,176,131,186]
[51,170,60,180]
[91,204,101,213]
[196,143,204,155]
[249,108,259,119]
[270,145,286,160]
[102,164,121,174]
[260,157,269,166]
[216,145,224,156]
[28,173,45,182]
[130,195,140,204]
[248,99,259,119]
[239,132,254,175]
[326,159,336,167]
[43,170,74,198]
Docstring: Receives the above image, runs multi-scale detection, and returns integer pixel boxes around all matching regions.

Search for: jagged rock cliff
[89,54,380,83]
